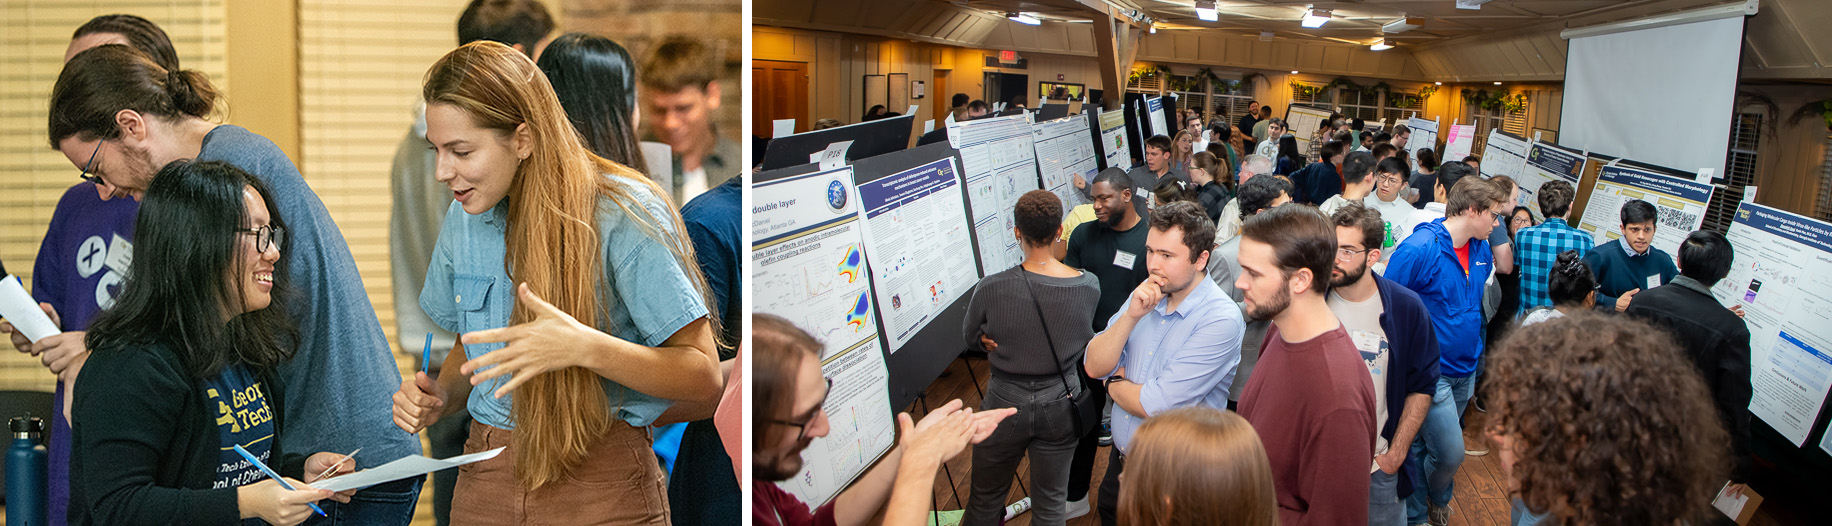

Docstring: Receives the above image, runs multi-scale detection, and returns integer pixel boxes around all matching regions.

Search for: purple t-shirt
[31,183,139,526]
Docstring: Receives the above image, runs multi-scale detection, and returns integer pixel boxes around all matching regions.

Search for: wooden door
[752,60,808,137]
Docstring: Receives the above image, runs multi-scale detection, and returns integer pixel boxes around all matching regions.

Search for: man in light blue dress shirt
[1082,201,1246,526]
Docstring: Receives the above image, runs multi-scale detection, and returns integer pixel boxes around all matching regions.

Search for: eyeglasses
[1336,247,1370,261]
[77,140,104,186]
[237,224,286,253]
[769,377,833,441]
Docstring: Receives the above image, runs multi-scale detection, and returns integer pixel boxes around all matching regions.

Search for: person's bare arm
[653,357,736,425]
[1375,393,1430,473]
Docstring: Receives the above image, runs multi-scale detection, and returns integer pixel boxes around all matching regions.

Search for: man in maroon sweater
[1232,204,1378,525]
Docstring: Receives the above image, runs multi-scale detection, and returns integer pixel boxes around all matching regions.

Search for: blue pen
[231,444,327,517]
[421,332,434,373]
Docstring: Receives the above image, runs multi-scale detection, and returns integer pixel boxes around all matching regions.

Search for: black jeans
[1097,447,1126,526]
[964,376,1080,526]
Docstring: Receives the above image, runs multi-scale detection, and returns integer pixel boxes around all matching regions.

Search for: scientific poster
[752,168,897,506]
[1406,117,1439,173]
[1033,116,1098,212]
[1712,201,1832,447]
[1575,164,1713,267]
[1098,108,1130,170]
[1146,96,1169,139]
[1480,129,1530,180]
[855,157,980,352]
[1286,105,1333,156]
[1443,124,1476,161]
[955,114,1043,273]
[1513,140,1585,218]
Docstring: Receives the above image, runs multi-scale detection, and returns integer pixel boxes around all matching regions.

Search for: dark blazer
[70,341,305,525]
[1626,276,1753,482]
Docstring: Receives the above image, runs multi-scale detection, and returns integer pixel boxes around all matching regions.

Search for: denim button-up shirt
[1092,276,1245,453]
[421,175,708,429]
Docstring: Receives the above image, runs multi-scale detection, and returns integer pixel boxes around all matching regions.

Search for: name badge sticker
[1114,251,1137,270]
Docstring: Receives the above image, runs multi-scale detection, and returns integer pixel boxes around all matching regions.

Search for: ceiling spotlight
[1150,23,1157,33]
[1291,70,1300,75]
[1435,81,1443,85]
[1371,39,1394,51]
[1302,8,1331,28]
[1008,12,1040,25]
[1494,81,1503,85]
[1195,1,1219,22]
[1383,17,1423,34]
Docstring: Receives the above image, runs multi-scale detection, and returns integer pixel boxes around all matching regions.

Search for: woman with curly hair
[1483,310,1729,525]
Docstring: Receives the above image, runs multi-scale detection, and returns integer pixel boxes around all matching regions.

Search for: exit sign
[998,50,1018,62]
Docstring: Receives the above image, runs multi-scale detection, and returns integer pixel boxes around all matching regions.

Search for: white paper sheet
[0,276,59,342]
[310,447,505,492]
[773,119,796,139]
[1712,482,1749,520]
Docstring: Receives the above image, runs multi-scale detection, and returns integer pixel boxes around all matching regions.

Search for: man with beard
[1235,204,1376,525]
[1382,177,1508,526]
[1081,201,1244,526]
[752,314,1012,526]
[1057,167,1151,515]
[1327,204,1441,525]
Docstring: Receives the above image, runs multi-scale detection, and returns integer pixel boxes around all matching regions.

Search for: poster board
[761,115,916,171]
[1512,140,1586,219]
[850,143,985,409]
[1406,116,1440,173]
[1096,107,1130,171]
[1479,129,1530,180]
[1285,105,1333,155]
[1037,103,1071,122]
[753,165,896,507]
[1712,201,1832,447]
[1574,163,1714,267]
[1033,115,1099,212]
[1443,124,1477,161]
[854,154,980,353]
[951,114,1043,273]
[1146,96,1170,139]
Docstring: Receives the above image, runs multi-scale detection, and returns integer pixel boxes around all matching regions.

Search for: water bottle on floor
[7,416,46,526]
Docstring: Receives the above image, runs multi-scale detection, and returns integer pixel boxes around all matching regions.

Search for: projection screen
[1560,12,1746,177]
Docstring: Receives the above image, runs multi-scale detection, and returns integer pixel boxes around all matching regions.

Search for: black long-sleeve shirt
[1626,276,1754,482]
[70,341,305,525]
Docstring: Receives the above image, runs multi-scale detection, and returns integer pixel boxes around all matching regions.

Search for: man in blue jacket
[1327,203,1441,526]
[1382,177,1510,526]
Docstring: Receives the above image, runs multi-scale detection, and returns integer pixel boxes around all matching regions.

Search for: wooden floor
[907,356,1808,526]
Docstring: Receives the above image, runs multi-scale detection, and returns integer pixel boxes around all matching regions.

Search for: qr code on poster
[1657,207,1698,229]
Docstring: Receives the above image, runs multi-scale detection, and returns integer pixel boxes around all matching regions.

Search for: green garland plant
[1462,88,1528,113]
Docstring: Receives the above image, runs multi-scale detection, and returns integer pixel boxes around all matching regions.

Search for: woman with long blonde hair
[1118,407,1278,526]
[390,41,722,524]
[1170,130,1195,172]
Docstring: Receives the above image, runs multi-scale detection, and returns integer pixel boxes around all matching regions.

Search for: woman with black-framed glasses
[71,160,358,525]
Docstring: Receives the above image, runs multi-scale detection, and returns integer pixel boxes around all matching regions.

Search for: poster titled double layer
[1712,202,1832,447]
[752,167,895,506]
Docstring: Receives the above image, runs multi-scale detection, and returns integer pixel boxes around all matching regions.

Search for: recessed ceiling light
[1008,12,1040,25]
[1302,8,1331,28]
[1494,81,1503,85]
[1435,82,1443,85]
[1291,71,1300,74]
[1371,39,1394,51]
[1195,1,1219,22]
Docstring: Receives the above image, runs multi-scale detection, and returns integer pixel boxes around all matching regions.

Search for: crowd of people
[0,1,743,524]
[757,99,1753,526]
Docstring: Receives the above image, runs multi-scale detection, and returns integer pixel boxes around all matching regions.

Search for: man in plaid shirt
[1513,179,1593,315]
